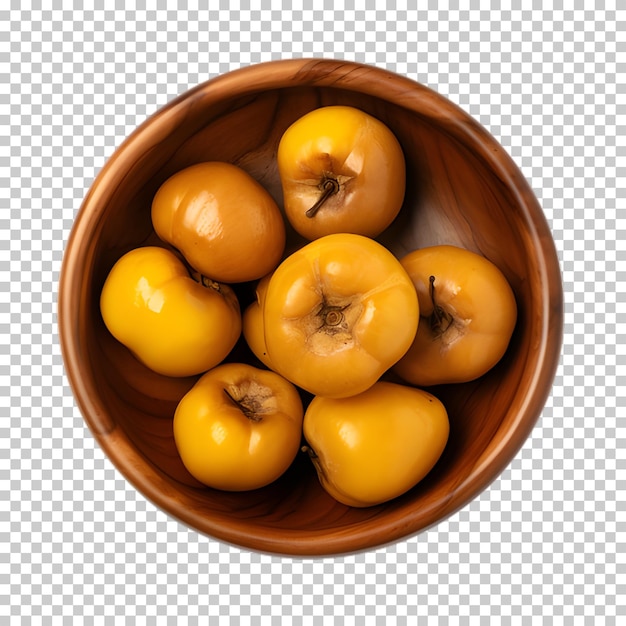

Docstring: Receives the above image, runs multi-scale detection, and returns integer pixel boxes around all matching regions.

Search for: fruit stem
[301,445,317,458]
[302,445,328,482]
[200,275,220,290]
[306,177,340,218]
[428,275,454,336]
[223,388,262,422]
[190,269,221,292]
[315,301,349,332]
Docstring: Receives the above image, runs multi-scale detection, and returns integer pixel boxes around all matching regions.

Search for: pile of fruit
[100,105,517,507]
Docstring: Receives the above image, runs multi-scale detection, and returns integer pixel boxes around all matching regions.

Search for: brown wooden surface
[58,58,563,557]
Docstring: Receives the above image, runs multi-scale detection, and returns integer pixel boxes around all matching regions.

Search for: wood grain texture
[58,59,563,556]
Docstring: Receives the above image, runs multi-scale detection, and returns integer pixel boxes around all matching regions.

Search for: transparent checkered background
[2,3,623,624]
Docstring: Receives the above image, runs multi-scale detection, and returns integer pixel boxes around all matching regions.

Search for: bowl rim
[58,57,564,557]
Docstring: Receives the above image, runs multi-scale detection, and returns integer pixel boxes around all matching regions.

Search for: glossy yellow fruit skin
[242,274,273,369]
[173,363,304,491]
[100,246,241,378]
[151,161,286,283]
[277,105,406,240]
[303,381,449,507]
[263,233,419,398]
[393,245,518,386]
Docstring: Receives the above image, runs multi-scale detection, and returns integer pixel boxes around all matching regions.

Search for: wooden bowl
[58,59,563,556]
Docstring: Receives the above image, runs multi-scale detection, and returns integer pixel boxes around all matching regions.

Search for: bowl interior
[59,60,563,556]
